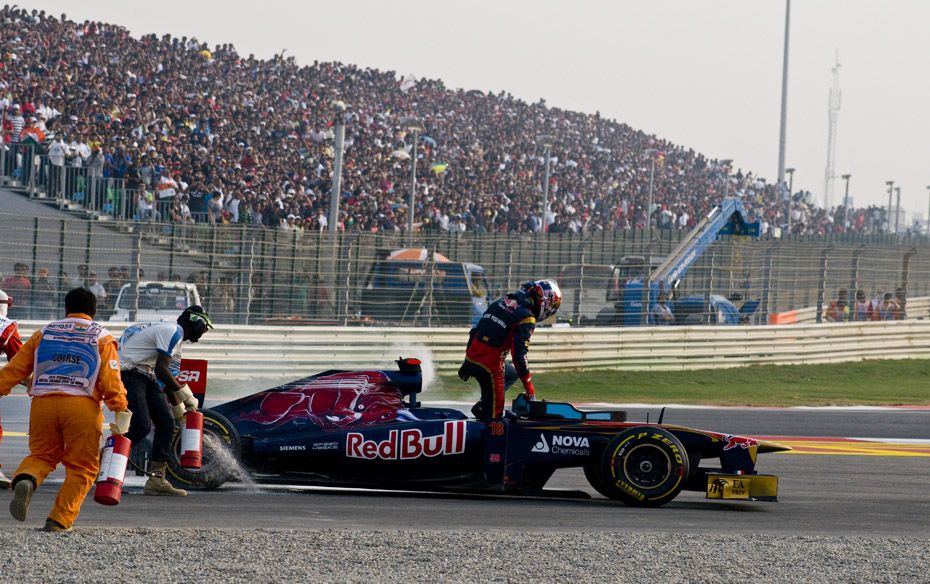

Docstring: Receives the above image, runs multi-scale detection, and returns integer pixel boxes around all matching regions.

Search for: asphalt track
[0,396,927,537]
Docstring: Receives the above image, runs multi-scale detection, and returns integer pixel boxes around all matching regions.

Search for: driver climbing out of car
[118,305,213,496]
[458,280,562,421]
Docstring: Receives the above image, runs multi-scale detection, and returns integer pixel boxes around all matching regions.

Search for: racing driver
[118,305,212,496]
[458,280,561,421]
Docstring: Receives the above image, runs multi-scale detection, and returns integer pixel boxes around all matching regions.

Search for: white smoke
[388,343,439,392]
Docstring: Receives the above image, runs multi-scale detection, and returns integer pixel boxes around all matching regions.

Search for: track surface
[0,397,927,536]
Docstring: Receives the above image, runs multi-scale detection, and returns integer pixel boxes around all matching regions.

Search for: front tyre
[167,409,241,490]
[599,426,689,507]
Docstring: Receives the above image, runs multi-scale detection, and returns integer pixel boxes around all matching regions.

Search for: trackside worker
[118,305,212,496]
[458,280,562,420]
[0,288,130,532]
[0,289,24,488]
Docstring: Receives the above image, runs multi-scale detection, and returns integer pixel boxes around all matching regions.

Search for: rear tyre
[599,426,689,507]
[166,409,241,490]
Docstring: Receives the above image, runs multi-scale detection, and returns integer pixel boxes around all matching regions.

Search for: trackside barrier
[17,320,930,380]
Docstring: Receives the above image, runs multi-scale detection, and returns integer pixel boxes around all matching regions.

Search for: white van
[109,281,201,323]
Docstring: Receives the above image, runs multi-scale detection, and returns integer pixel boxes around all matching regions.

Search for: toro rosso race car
[167,359,789,506]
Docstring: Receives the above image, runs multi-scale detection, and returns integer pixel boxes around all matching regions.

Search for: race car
[166,358,789,506]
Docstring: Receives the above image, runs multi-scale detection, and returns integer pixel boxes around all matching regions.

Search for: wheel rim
[622,444,672,489]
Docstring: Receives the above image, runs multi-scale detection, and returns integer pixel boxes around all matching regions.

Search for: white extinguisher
[181,410,204,469]
[94,434,131,506]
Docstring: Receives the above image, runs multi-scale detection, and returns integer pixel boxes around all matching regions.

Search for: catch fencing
[14,319,930,380]
[2,212,930,328]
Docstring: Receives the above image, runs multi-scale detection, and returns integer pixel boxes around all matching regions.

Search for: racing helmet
[177,305,214,343]
[0,289,9,318]
[523,279,562,321]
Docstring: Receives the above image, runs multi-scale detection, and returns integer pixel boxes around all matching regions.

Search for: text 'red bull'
[347,420,466,460]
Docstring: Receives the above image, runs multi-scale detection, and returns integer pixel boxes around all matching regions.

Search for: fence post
[760,243,776,324]
[901,247,917,318]
[849,245,865,295]
[129,232,142,322]
[58,163,66,202]
[815,246,833,323]
[28,149,37,199]
[205,227,218,313]
[168,224,177,279]
[57,219,66,304]
[236,225,250,325]
[705,248,716,323]
[30,217,39,319]
[288,230,298,315]
[84,221,92,271]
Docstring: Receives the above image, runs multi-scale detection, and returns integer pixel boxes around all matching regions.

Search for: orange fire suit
[0,313,128,529]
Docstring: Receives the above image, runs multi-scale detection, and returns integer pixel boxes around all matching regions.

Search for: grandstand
[0,6,891,236]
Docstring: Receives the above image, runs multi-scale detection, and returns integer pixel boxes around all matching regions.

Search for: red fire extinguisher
[181,410,204,469]
[94,434,131,506]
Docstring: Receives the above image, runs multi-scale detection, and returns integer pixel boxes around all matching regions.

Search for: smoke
[388,343,439,392]
[204,433,260,493]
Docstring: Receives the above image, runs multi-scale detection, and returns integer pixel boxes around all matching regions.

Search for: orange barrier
[768,311,799,325]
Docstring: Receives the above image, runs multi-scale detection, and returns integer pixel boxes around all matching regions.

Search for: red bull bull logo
[346,420,466,460]
[723,434,759,451]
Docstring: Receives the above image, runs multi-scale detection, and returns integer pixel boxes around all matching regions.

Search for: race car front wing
[705,473,778,502]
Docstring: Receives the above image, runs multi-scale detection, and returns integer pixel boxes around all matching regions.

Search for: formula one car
[166,359,789,506]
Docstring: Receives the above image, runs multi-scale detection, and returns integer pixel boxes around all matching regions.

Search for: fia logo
[531,434,549,453]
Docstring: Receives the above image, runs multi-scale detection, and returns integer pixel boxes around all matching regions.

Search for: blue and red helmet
[521,280,562,321]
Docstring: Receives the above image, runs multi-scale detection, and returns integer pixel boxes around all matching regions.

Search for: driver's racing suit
[459,290,537,420]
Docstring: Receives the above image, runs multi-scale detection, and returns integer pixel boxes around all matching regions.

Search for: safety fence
[2,214,930,328]
[15,319,930,380]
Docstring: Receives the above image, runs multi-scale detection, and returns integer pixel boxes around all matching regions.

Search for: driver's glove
[457,361,471,382]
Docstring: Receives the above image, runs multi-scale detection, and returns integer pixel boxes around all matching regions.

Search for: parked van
[109,281,201,323]
[359,251,490,325]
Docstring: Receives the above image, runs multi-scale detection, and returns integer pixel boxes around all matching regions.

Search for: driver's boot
[143,461,187,496]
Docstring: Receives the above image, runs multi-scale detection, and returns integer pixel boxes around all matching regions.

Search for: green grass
[433,359,930,406]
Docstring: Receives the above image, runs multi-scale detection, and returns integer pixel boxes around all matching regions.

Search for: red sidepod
[94,434,131,506]
[180,410,204,469]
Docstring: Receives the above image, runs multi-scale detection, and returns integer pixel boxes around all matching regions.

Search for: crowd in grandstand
[0,6,893,235]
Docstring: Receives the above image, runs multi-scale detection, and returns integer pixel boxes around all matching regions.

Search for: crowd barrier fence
[16,319,930,381]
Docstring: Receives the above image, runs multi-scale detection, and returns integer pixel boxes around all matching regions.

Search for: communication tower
[822,52,841,209]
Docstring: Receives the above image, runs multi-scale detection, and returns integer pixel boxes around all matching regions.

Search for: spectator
[826,289,850,323]
[894,287,907,320]
[851,289,871,322]
[85,272,107,306]
[0,7,890,236]
[651,291,675,325]
[31,268,56,320]
[878,293,899,321]
[1,263,31,319]
[65,264,88,290]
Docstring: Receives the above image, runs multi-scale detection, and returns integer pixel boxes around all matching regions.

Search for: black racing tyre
[583,462,613,499]
[599,426,689,507]
[166,409,241,490]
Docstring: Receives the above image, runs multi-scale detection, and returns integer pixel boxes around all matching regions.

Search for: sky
[19,0,930,221]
